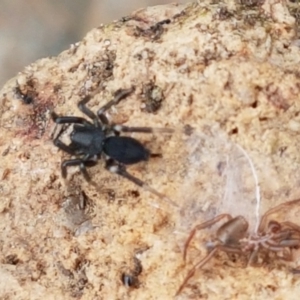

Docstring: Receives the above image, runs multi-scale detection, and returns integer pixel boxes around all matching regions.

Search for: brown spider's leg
[278,239,300,248]
[265,221,300,237]
[105,160,178,207]
[261,239,300,252]
[281,221,300,232]
[262,221,300,260]
[97,87,135,122]
[175,248,218,296]
[259,198,300,232]
[260,241,295,262]
[183,214,232,261]
[270,230,295,242]
[112,124,174,134]
[219,245,243,254]
[247,247,261,267]
[261,241,293,252]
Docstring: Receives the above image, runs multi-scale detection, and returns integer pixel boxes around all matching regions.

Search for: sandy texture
[1,0,300,299]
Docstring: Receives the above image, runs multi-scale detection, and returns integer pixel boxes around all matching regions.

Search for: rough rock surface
[1,0,300,299]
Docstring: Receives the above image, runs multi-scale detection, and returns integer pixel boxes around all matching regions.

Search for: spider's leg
[78,95,101,126]
[81,155,98,181]
[281,221,300,232]
[105,159,177,207]
[175,248,218,296]
[61,155,98,181]
[61,159,84,178]
[97,87,135,123]
[176,244,242,295]
[112,124,174,134]
[183,214,232,261]
[259,198,300,232]
[54,138,77,155]
[52,121,77,155]
[51,112,93,126]
[247,245,261,266]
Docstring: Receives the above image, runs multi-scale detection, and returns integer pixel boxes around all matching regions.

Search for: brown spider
[176,198,300,296]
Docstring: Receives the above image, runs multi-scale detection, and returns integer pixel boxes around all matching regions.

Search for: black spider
[51,87,175,205]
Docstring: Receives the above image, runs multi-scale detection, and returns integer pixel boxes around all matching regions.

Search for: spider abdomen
[103,136,150,164]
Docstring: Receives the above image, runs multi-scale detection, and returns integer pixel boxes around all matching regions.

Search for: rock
[1,1,300,298]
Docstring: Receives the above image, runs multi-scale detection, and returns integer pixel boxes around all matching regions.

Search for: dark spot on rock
[141,82,164,113]
[183,124,194,136]
[128,190,140,198]
[214,6,234,20]
[251,100,258,108]
[14,79,38,104]
[4,254,20,265]
[132,19,171,41]
[229,127,238,135]
[86,50,116,90]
